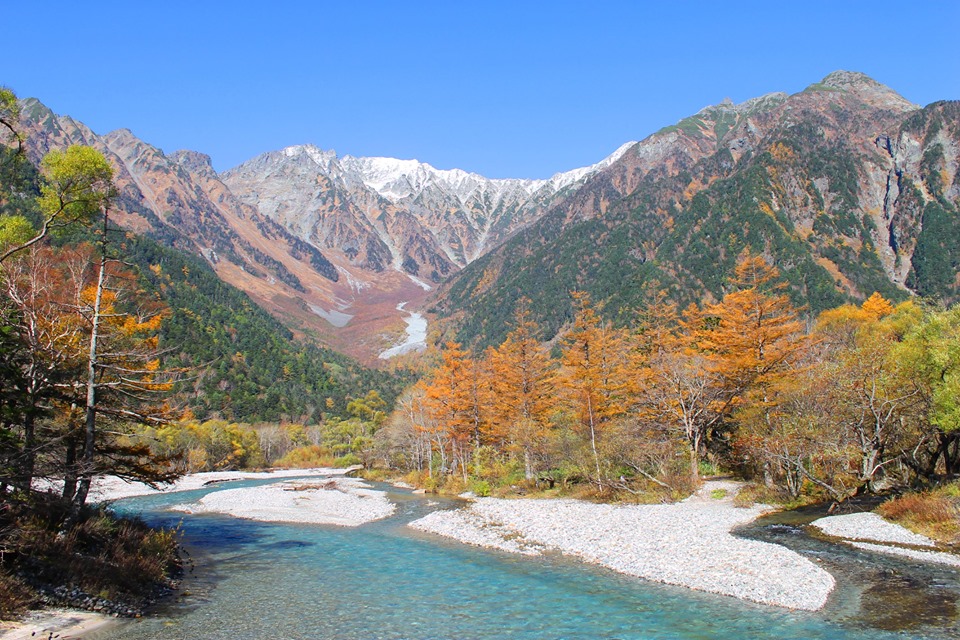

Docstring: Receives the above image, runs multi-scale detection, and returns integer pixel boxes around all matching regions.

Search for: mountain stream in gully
[89,479,957,639]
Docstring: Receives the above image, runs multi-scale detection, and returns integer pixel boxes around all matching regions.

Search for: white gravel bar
[811,512,938,547]
[849,542,960,567]
[87,467,357,502]
[410,481,835,610]
[170,477,395,526]
[811,511,960,568]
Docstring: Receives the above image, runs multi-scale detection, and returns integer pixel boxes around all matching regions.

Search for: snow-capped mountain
[222,142,635,280]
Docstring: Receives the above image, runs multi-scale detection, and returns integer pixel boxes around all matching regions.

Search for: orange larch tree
[422,342,491,481]
[557,291,632,491]
[486,300,556,479]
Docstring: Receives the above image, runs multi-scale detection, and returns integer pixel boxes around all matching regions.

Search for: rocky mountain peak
[814,70,918,112]
[171,149,217,179]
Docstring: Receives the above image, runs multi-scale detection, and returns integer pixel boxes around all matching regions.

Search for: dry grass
[0,571,36,619]
[877,484,960,546]
[731,483,816,509]
[0,492,181,616]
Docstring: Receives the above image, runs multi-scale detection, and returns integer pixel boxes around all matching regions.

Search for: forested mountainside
[0,150,409,424]
[434,72,960,348]
[10,72,958,360]
[14,99,629,361]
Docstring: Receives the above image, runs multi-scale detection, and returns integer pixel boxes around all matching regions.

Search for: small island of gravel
[169,476,395,526]
[410,480,835,611]
[811,512,960,567]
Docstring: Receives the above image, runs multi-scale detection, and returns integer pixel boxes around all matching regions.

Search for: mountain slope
[14,99,629,361]
[221,142,634,280]
[433,72,959,348]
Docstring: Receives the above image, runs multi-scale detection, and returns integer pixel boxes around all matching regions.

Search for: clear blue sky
[3,1,958,179]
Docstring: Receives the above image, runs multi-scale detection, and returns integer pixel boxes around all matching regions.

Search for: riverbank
[410,480,836,610]
[0,608,114,639]
[811,512,960,567]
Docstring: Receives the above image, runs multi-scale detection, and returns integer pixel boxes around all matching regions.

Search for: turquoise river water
[93,478,958,639]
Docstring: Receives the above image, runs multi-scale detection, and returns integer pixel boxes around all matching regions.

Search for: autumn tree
[378,383,436,475]
[421,342,492,481]
[639,302,726,479]
[812,297,925,495]
[891,303,960,477]
[699,250,810,484]
[700,250,807,413]
[0,246,89,490]
[486,300,556,479]
[557,292,631,491]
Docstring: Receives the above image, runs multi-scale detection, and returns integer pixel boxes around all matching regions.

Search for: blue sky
[4,1,958,178]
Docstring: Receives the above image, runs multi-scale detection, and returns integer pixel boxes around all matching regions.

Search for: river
[92,478,958,639]
[379,302,428,359]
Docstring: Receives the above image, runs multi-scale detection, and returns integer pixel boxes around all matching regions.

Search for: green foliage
[274,444,337,469]
[38,146,114,218]
[469,479,492,497]
[907,201,960,302]
[120,234,413,422]
[146,420,265,471]
[0,215,34,255]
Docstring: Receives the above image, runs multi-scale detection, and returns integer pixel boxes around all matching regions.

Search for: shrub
[274,445,337,469]
[333,453,362,467]
[0,494,181,616]
[469,479,492,497]
[877,485,960,545]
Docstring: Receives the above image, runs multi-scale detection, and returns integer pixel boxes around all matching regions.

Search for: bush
[333,453,362,467]
[469,479,492,497]
[274,445,336,469]
[877,485,960,545]
[0,493,181,616]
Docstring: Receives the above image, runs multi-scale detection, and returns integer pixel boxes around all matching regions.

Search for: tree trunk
[19,412,35,491]
[586,394,602,492]
[71,246,107,513]
[62,434,77,502]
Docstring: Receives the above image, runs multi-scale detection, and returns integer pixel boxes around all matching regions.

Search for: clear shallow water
[94,479,956,640]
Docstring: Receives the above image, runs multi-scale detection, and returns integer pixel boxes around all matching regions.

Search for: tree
[0,246,89,490]
[422,342,491,481]
[640,302,726,479]
[557,292,631,491]
[699,250,807,412]
[0,145,115,264]
[813,298,924,495]
[894,304,960,476]
[0,86,20,153]
[486,300,556,479]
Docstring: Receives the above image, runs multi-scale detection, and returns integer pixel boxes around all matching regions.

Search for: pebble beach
[410,480,836,610]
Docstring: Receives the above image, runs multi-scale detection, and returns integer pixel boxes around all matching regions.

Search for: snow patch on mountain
[545,140,637,191]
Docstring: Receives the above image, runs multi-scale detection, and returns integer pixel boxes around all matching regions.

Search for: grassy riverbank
[0,491,182,621]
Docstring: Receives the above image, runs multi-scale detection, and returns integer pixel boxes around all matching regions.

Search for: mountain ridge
[432,72,959,348]
[10,71,958,361]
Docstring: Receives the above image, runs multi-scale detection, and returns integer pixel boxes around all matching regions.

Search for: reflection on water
[92,479,958,640]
